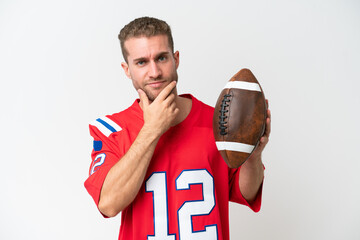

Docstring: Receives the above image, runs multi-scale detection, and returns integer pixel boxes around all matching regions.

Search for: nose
[149,61,162,79]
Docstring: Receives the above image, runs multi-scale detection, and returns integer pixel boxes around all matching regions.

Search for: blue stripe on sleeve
[96,118,117,133]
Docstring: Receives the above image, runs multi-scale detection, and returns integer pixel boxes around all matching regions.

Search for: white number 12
[146,169,218,240]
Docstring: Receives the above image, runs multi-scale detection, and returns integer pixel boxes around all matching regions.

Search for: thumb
[137,88,149,108]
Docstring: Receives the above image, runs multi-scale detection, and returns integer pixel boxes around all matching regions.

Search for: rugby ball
[213,68,267,168]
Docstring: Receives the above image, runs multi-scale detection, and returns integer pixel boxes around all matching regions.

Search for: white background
[1,0,359,239]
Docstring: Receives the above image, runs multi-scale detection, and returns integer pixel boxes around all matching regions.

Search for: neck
[171,94,192,126]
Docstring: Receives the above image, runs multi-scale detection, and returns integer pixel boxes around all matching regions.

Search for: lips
[146,80,167,89]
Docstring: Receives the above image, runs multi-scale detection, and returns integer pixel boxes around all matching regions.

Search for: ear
[173,51,180,69]
[121,62,132,79]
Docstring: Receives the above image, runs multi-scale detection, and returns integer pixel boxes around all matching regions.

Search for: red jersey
[84,94,262,240]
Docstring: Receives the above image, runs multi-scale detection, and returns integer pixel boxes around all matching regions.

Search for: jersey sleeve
[84,116,130,215]
[228,165,264,212]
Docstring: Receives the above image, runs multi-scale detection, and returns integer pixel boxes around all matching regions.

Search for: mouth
[146,80,167,89]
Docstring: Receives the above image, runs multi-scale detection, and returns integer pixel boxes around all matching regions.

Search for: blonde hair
[118,17,174,62]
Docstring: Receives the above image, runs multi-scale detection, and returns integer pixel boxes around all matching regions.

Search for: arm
[239,102,271,203]
[98,82,179,217]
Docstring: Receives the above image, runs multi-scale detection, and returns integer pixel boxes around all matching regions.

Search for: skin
[239,101,271,203]
[98,34,271,217]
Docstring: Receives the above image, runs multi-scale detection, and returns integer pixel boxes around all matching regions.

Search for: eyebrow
[132,51,171,63]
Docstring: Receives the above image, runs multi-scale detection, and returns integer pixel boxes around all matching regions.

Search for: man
[85,16,271,240]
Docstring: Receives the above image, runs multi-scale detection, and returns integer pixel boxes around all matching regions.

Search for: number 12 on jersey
[145,169,218,240]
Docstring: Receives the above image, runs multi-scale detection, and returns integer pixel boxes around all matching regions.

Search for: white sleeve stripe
[90,116,122,137]
[224,81,262,92]
[99,116,122,132]
[90,120,113,137]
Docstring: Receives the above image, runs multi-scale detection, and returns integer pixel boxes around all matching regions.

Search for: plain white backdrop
[1,0,359,239]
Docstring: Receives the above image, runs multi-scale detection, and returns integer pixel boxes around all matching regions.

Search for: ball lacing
[219,94,231,135]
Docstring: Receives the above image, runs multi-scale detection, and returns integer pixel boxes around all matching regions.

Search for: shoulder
[182,94,214,112]
[192,95,214,112]
[89,115,123,137]
[89,100,143,138]
[184,94,214,127]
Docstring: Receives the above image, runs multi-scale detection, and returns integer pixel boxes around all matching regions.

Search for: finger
[169,99,178,112]
[173,107,180,116]
[255,135,268,153]
[267,108,271,118]
[265,109,271,136]
[163,92,176,106]
[156,81,177,102]
[260,135,269,145]
[138,89,149,107]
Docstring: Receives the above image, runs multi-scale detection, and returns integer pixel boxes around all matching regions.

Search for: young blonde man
[85,16,271,240]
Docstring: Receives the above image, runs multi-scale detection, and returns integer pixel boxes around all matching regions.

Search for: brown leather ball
[213,69,267,168]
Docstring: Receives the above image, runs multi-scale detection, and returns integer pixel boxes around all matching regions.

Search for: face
[121,35,180,102]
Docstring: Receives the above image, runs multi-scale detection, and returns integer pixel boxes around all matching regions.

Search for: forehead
[124,35,172,60]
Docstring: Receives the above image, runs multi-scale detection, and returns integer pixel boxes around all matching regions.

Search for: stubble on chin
[144,89,157,102]
[144,74,178,102]
[143,85,176,102]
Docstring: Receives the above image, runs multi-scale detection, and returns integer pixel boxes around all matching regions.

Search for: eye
[158,56,167,62]
[136,60,146,66]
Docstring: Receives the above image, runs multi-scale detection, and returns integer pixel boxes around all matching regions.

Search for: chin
[147,87,177,102]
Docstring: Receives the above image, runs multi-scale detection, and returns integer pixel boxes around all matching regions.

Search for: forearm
[239,107,270,203]
[98,83,179,217]
[239,156,264,203]
[98,126,160,217]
